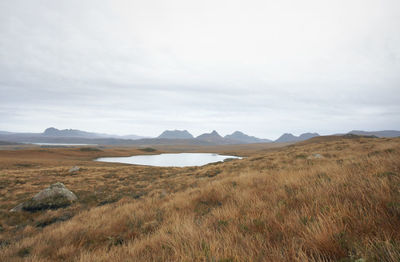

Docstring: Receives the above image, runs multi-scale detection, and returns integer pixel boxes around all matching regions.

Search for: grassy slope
[0,137,400,261]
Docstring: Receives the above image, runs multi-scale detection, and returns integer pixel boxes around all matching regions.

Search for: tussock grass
[138,147,157,152]
[0,137,399,261]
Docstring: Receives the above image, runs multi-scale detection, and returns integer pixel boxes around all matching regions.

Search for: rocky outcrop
[10,182,77,212]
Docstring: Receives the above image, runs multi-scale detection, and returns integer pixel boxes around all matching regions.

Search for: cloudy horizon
[1,0,399,139]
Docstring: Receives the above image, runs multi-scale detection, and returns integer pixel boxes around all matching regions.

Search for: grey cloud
[0,0,399,138]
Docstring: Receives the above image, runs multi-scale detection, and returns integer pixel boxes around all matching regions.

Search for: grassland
[0,136,399,261]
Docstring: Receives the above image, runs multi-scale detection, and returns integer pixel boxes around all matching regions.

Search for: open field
[0,137,399,261]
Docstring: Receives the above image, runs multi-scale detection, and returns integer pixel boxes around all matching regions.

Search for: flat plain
[0,136,399,261]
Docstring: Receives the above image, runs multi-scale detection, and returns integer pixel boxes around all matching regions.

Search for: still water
[96,153,241,167]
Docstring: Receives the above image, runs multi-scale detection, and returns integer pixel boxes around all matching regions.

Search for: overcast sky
[0,0,399,139]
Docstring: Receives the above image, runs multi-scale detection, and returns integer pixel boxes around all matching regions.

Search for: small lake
[96,153,241,167]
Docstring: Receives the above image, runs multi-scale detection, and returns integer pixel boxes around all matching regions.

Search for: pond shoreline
[95,153,242,167]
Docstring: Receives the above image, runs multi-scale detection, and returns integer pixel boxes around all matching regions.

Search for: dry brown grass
[0,137,399,261]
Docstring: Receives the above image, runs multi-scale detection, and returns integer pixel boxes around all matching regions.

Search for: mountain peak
[43,127,59,135]
[231,131,245,135]
[298,132,320,140]
[281,133,296,138]
[42,127,99,138]
[196,130,223,141]
[158,130,194,139]
[225,131,271,144]
[275,132,319,143]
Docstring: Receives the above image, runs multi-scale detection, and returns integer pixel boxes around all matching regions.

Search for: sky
[0,0,399,139]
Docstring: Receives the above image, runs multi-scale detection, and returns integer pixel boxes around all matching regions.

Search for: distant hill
[0,140,20,145]
[275,133,298,143]
[275,133,320,143]
[225,131,271,143]
[196,130,227,144]
[348,130,400,138]
[158,130,194,139]
[0,127,146,144]
[43,127,101,138]
[43,127,146,140]
[296,134,379,146]
[298,132,320,140]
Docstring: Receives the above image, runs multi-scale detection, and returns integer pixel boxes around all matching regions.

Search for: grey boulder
[10,182,77,212]
[69,166,80,173]
[308,153,323,159]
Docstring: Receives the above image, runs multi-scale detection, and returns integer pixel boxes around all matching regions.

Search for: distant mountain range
[347,130,400,138]
[43,127,145,140]
[43,127,104,138]
[0,127,146,144]
[0,127,398,146]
